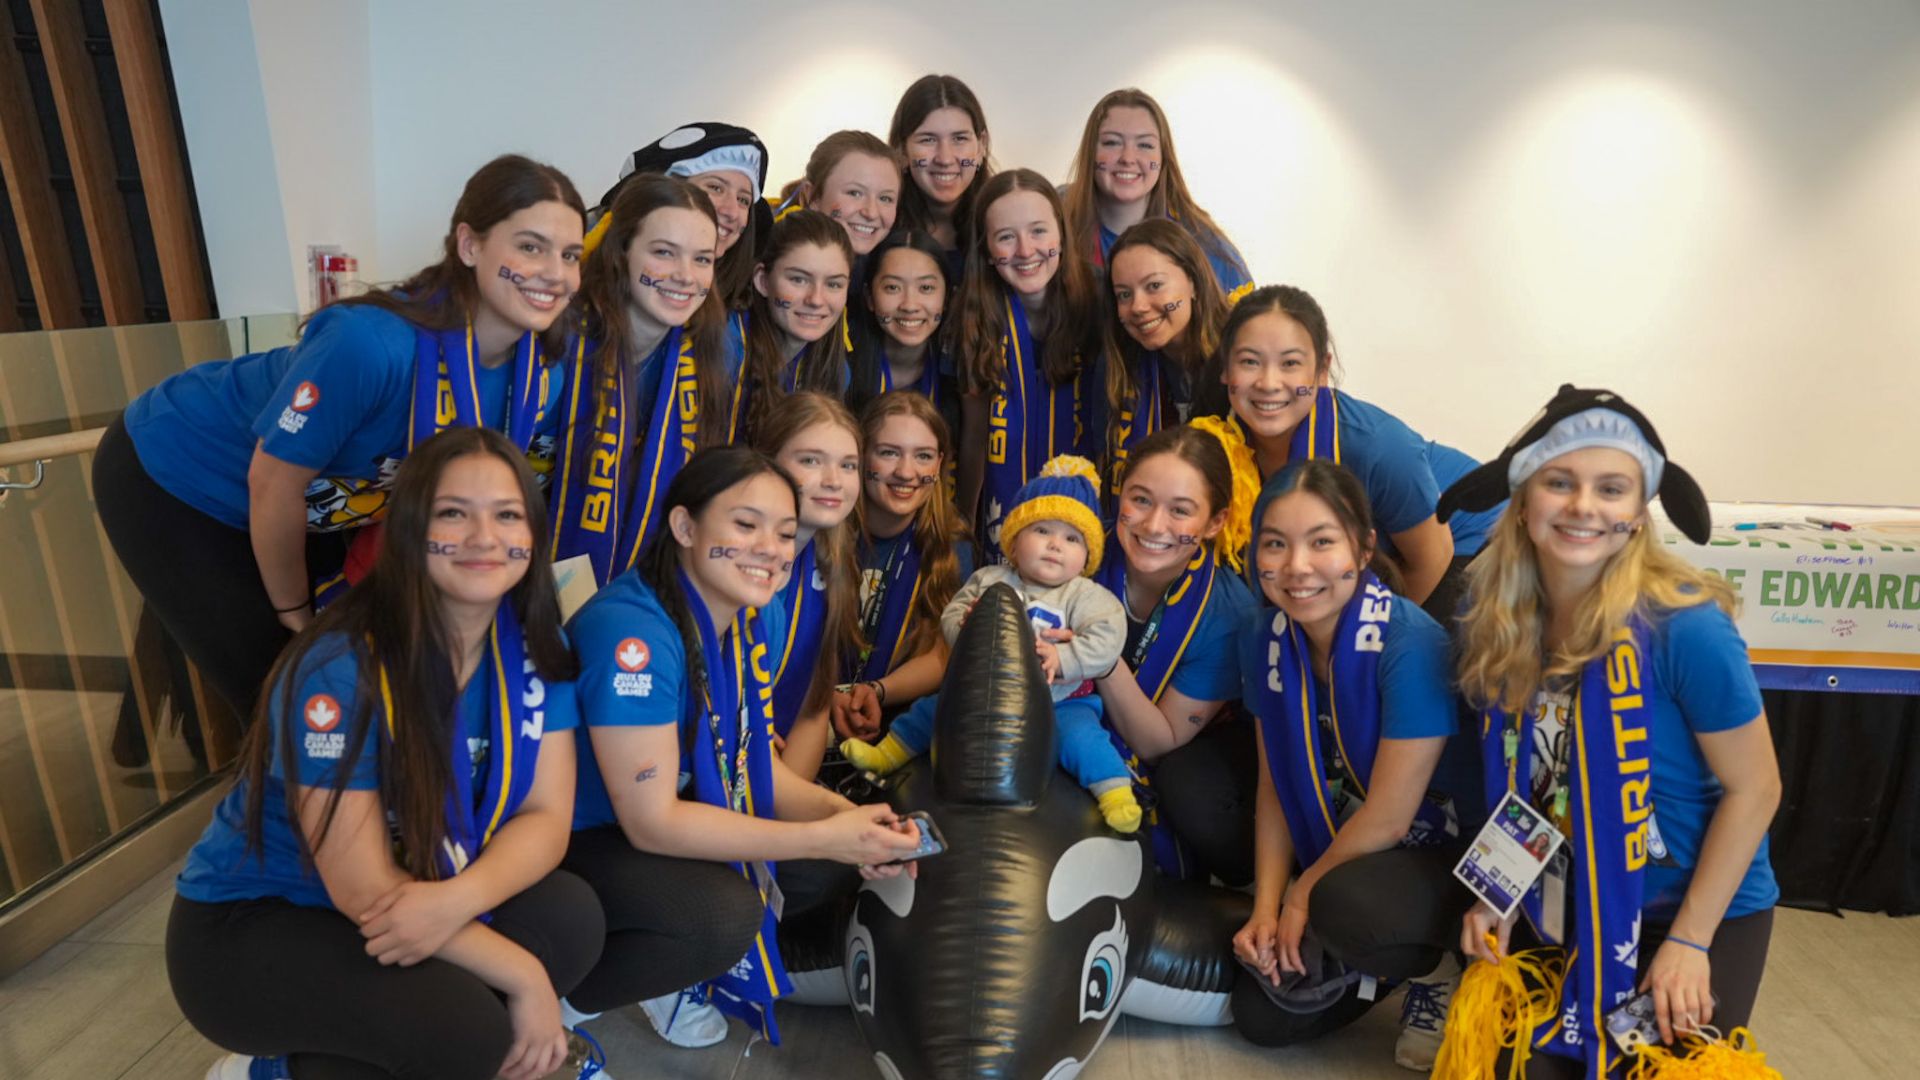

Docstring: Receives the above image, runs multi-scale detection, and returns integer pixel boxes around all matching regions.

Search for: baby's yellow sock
[1096,786,1143,833]
[840,734,911,776]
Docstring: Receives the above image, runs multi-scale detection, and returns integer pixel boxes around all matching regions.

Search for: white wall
[161,0,376,315]
[181,0,1920,504]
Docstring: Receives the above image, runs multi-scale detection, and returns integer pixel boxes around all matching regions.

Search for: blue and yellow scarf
[850,525,925,683]
[312,326,548,603]
[677,568,792,1041]
[875,345,945,409]
[768,542,826,738]
[981,290,1080,556]
[375,601,545,905]
[1253,572,1452,866]
[1095,540,1223,878]
[1110,350,1168,497]
[549,328,699,586]
[1479,623,1650,1078]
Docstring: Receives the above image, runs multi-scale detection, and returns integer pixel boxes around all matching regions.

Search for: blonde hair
[753,392,865,716]
[1455,500,1738,716]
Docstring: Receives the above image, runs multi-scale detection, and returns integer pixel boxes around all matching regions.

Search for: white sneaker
[1395,959,1458,1071]
[639,988,730,1048]
[204,1055,290,1080]
[567,1027,615,1078]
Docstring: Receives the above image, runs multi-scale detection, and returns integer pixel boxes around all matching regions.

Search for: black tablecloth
[1767,688,1920,914]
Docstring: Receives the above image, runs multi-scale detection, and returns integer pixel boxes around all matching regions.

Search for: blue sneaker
[1395,959,1458,1071]
[204,1054,290,1080]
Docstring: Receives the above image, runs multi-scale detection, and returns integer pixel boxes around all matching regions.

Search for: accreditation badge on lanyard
[705,677,785,920]
[1453,790,1566,922]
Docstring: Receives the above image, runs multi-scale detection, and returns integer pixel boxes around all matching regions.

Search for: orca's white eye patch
[846,908,876,1015]
[1046,837,1143,922]
[1079,906,1129,1023]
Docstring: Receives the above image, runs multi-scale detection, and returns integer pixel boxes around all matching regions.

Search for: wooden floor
[1,861,1913,1078]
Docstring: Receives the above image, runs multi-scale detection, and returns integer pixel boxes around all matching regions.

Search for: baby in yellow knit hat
[841,455,1142,832]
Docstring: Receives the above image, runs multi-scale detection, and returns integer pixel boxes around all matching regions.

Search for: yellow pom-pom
[1038,454,1101,488]
[1624,1027,1783,1080]
[1187,415,1261,573]
[1432,936,1566,1080]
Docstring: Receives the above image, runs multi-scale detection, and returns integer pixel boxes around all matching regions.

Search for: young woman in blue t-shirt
[560,446,919,1050]
[1231,460,1481,1064]
[1441,385,1780,1078]
[1211,285,1460,610]
[168,427,601,1080]
[549,173,730,587]
[95,155,584,722]
[832,391,973,738]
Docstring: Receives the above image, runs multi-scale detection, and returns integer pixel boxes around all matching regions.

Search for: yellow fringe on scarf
[1188,414,1259,573]
[1433,935,1567,1080]
[1624,1027,1783,1080]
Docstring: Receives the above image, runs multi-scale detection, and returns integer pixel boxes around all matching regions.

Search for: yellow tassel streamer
[1187,414,1260,573]
[1624,1027,1783,1080]
[1432,935,1566,1080]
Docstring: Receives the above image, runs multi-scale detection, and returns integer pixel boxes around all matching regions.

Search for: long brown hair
[1104,219,1228,415]
[740,209,855,442]
[777,130,906,209]
[888,74,993,242]
[954,168,1101,392]
[753,392,864,715]
[337,154,585,360]
[242,427,575,879]
[1063,89,1239,271]
[576,174,732,449]
[856,391,966,664]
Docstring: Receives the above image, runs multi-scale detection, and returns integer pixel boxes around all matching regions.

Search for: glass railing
[0,314,299,912]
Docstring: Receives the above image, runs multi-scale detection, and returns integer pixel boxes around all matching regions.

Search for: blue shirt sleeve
[1341,393,1442,537]
[1655,602,1763,733]
[268,635,379,791]
[540,677,580,734]
[571,588,687,728]
[1378,603,1458,741]
[1168,571,1252,703]
[251,305,413,470]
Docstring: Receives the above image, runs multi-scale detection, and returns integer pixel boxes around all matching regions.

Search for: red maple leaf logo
[615,638,650,672]
[291,381,320,411]
[304,693,341,731]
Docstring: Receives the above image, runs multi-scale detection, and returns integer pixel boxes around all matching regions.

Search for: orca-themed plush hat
[1437,384,1712,544]
[586,122,772,256]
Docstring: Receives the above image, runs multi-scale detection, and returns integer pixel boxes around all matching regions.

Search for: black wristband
[867,679,888,706]
[272,599,311,613]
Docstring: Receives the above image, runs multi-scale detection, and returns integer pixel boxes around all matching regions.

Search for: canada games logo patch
[302,693,346,759]
[613,638,653,697]
[615,638,650,672]
[304,693,342,731]
[279,381,321,434]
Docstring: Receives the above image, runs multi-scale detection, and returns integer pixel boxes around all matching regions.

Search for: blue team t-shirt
[1238,597,1484,829]
[1632,602,1776,918]
[1311,391,1444,559]
[569,569,790,831]
[1426,438,1503,557]
[175,631,578,908]
[123,304,568,530]
[1113,563,1254,704]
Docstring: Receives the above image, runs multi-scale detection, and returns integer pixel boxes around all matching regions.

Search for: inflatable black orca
[783,583,1249,1079]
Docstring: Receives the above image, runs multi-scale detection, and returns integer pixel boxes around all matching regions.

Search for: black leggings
[1153,718,1258,886]
[561,825,857,1014]
[167,870,604,1080]
[93,416,343,723]
[1231,844,1472,1047]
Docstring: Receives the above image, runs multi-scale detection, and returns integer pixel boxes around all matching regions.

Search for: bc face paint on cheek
[426,539,459,556]
[707,546,741,560]
[507,546,531,561]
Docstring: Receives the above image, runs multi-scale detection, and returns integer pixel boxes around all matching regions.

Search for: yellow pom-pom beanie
[999,455,1106,574]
